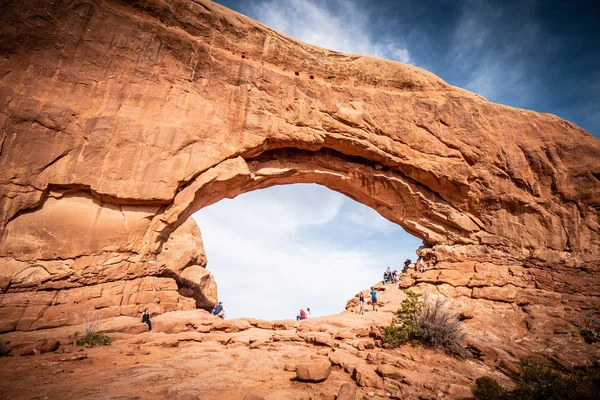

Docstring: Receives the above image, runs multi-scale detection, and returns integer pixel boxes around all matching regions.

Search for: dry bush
[71,313,111,348]
[579,311,598,344]
[383,291,468,357]
[415,295,466,357]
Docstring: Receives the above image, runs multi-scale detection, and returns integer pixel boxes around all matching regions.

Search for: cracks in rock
[3,183,170,227]
[37,147,76,176]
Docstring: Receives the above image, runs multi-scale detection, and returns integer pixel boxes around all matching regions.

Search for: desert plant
[579,312,598,344]
[415,295,466,357]
[72,313,112,348]
[471,357,600,400]
[382,290,422,348]
[510,356,571,399]
[471,376,507,400]
[383,291,467,357]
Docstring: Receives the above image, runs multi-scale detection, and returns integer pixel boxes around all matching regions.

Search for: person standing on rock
[306,308,311,317]
[370,288,378,311]
[141,308,152,332]
[417,257,426,273]
[358,293,365,315]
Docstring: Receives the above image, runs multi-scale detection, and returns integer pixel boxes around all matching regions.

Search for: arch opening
[192,183,422,320]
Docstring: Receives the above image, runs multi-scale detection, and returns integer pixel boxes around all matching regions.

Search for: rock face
[0,0,598,362]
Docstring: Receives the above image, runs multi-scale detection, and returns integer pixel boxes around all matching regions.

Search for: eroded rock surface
[0,0,598,370]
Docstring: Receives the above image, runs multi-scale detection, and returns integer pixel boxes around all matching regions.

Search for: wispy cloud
[450,0,542,105]
[193,184,421,320]
[245,0,412,63]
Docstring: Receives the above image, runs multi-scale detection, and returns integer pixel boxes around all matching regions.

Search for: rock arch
[0,0,599,343]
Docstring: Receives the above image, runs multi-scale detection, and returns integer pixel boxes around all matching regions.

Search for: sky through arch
[193,184,422,320]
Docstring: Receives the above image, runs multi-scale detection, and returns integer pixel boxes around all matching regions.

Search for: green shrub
[472,377,507,400]
[511,356,570,399]
[382,290,422,348]
[72,330,112,348]
[71,314,111,348]
[471,357,600,400]
[383,290,466,357]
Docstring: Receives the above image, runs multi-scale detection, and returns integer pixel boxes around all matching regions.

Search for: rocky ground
[0,282,542,400]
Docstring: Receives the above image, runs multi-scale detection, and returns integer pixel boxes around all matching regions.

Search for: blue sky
[194,0,600,320]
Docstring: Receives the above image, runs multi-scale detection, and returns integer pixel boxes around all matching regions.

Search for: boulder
[295,360,332,383]
[459,310,475,320]
[39,338,60,354]
[336,382,357,400]
[351,366,383,389]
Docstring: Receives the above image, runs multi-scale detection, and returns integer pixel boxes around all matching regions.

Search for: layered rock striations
[0,0,599,361]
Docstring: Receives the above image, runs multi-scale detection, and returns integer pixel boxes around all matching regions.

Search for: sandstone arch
[0,0,599,345]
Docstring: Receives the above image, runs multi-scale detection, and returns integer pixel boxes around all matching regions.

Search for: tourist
[403,258,412,272]
[141,308,152,332]
[296,309,307,320]
[370,287,378,311]
[306,308,311,317]
[392,269,399,283]
[212,302,226,319]
[358,293,365,315]
[417,258,426,273]
[383,267,392,284]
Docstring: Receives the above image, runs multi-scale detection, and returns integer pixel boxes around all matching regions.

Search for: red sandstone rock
[459,310,475,320]
[375,364,405,381]
[0,0,597,381]
[351,366,383,388]
[242,395,265,400]
[336,382,357,400]
[295,360,332,382]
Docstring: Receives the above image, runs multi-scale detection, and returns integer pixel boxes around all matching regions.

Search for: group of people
[383,267,399,284]
[138,255,431,329]
[353,256,430,316]
[356,288,379,314]
[296,307,311,320]
[382,257,428,284]
[140,301,226,333]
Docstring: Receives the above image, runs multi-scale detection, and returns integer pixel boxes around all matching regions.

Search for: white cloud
[246,0,412,63]
[193,184,421,320]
